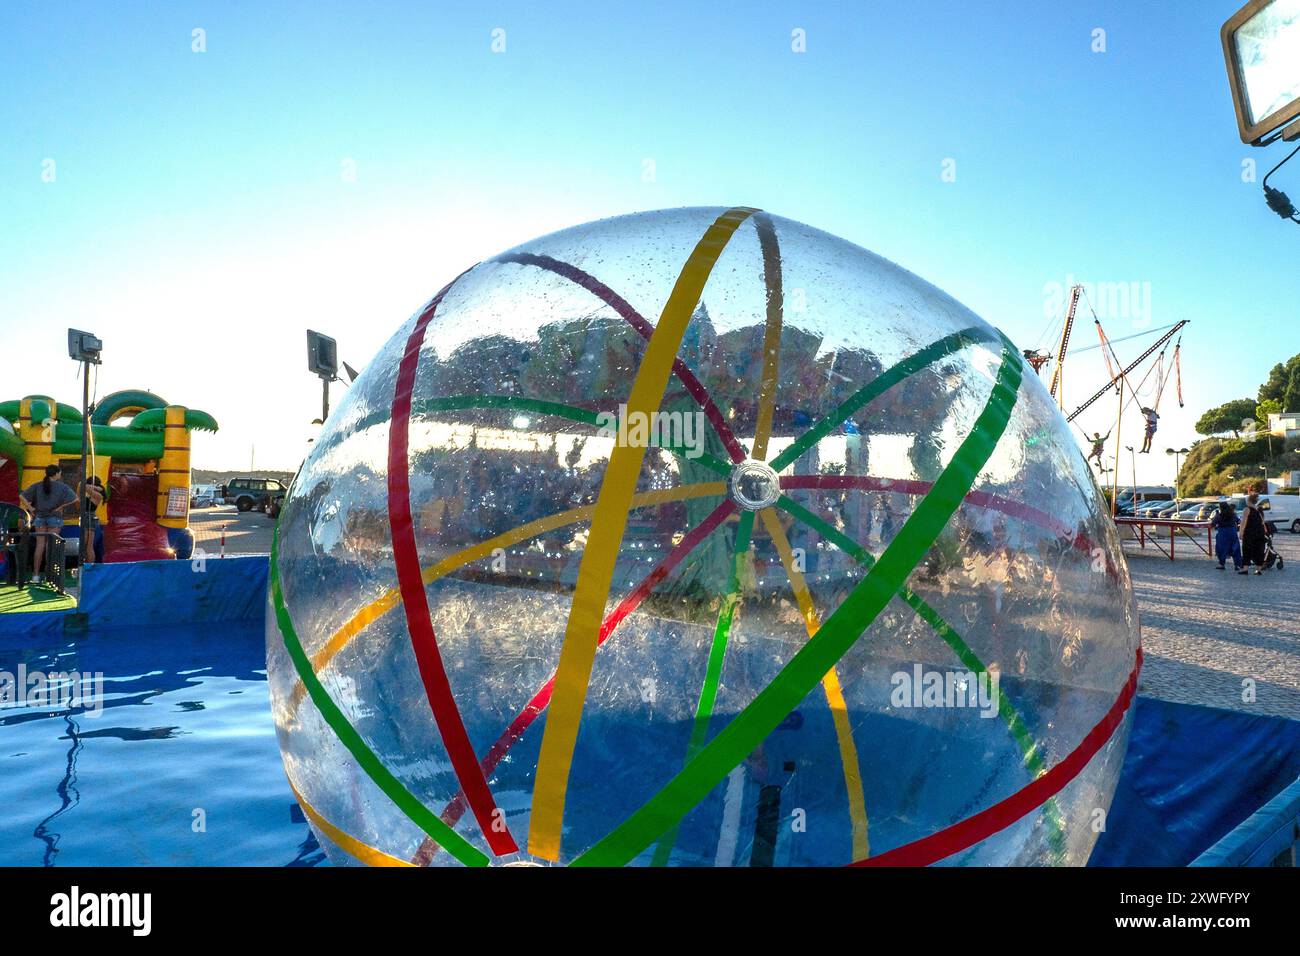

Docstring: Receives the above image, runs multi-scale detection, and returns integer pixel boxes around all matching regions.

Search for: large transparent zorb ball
[267,207,1140,868]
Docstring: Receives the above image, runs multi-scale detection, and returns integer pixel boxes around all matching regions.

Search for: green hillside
[1179,353,1300,496]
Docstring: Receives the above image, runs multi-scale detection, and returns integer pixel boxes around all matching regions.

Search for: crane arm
[1065,320,1189,422]
[1047,285,1080,402]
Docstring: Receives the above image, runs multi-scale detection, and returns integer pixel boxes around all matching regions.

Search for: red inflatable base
[104,472,174,562]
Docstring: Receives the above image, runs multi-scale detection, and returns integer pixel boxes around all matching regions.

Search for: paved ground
[190,504,275,556]
[1125,528,1300,720]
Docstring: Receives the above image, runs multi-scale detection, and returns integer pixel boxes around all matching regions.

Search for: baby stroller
[1263,533,1284,571]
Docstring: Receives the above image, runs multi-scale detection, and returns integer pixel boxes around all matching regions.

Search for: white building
[1267,411,1300,440]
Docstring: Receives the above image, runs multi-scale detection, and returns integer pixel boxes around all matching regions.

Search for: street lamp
[306,330,360,424]
[1165,447,1189,506]
[67,329,102,567]
[1100,454,1120,516]
[306,329,339,423]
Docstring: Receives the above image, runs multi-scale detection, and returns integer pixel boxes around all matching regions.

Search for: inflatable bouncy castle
[0,390,217,561]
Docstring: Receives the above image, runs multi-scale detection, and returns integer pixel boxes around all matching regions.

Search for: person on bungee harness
[1139,406,1159,453]
[1087,430,1110,468]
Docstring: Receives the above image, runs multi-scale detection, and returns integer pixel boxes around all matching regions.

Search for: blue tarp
[1090,696,1300,866]
[76,555,267,628]
[0,555,267,639]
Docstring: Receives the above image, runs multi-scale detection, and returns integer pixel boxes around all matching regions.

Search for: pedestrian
[1210,500,1243,573]
[79,476,107,564]
[1241,492,1269,576]
[17,464,77,585]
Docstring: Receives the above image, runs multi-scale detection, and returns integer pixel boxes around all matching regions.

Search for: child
[1139,407,1159,453]
[1087,430,1110,468]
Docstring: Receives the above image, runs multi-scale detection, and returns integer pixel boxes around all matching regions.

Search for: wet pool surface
[0,608,1092,867]
[0,620,323,866]
[1,611,1292,867]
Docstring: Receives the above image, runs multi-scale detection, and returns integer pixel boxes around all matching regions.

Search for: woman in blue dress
[1210,500,1244,574]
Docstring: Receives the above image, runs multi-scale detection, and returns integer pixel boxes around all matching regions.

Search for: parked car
[1115,488,1175,517]
[1116,486,1175,508]
[1173,502,1217,521]
[1129,500,1177,519]
[1258,494,1300,534]
[221,477,288,513]
[190,483,219,508]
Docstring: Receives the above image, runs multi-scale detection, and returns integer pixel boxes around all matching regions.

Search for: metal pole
[1129,447,1137,506]
[79,359,90,566]
[321,375,330,422]
[1122,445,1135,516]
[1174,451,1182,506]
[1110,376,1124,518]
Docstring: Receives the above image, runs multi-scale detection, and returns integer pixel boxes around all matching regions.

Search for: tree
[1258,354,1300,405]
[1284,364,1300,415]
[1212,437,1271,469]
[1195,398,1257,437]
[1257,398,1282,430]
[1187,353,1300,493]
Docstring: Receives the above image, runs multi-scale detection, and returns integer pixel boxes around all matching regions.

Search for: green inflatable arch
[90,390,169,426]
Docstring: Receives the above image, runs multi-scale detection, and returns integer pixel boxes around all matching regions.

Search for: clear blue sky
[1,1,1294,481]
